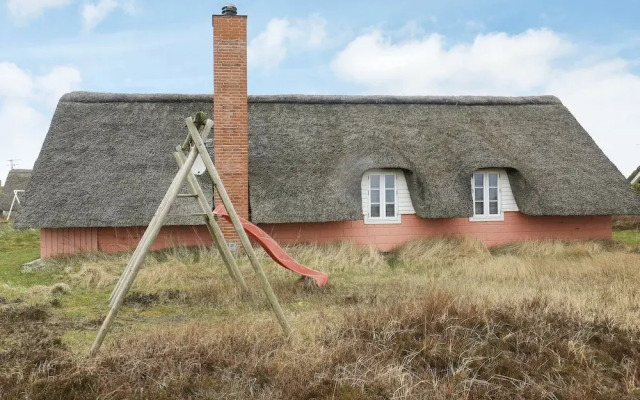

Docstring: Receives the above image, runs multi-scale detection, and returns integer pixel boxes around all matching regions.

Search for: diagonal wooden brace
[109,122,215,303]
[91,120,213,356]
[185,117,291,336]
[173,147,249,293]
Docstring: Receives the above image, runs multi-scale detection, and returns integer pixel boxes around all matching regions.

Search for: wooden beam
[185,117,291,336]
[90,120,213,356]
[173,148,249,293]
[109,122,215,303]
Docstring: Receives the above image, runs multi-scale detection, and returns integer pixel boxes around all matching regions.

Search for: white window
[471,171,503,221]
[365,172,400,224]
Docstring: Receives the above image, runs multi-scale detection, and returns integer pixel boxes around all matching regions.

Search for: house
[629,166,640,185]
[1,169,32,218]
[15,5,640,258]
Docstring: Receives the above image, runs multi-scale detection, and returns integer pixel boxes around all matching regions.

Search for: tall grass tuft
[283,241,388,274]
[490,239,629,258]
[394,236,489,270]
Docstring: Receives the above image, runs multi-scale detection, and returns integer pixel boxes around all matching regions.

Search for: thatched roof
[16,92,640,228]
[629,166,640,184]
[0,169,31,212]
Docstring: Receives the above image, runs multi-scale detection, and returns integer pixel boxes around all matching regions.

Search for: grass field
[614,229,640,245]
[1,219,640,399]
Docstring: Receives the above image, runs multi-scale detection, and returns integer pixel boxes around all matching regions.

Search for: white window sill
[469,214,504,222]
[364,215,402,225]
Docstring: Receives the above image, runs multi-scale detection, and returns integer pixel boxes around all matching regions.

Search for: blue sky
[1,0,640,183]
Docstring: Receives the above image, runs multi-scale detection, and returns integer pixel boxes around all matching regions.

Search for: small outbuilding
[0,169,32,218]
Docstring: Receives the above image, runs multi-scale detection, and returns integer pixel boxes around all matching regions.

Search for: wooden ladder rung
[167,213,208,217]
[177,193,199,198]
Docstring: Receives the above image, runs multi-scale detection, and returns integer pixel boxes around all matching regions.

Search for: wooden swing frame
[89,116,290,357]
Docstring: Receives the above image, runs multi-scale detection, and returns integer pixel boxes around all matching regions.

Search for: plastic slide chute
[213,205,329,287]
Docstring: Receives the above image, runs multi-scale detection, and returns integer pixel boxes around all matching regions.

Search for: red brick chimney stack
[213,4,248,241]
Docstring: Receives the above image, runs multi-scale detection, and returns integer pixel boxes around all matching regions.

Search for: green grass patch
[613,229,640,245]
[0,220,49,287]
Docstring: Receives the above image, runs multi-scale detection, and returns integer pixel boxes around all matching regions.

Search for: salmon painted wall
[39,212,612,258]
[40,226,214,259]
[260,212,612,252]
[96,226,214,254]
[40,227,99,259]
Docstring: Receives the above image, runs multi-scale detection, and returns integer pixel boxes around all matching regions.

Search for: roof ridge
[61,91,562,106]
[250,95,561,105]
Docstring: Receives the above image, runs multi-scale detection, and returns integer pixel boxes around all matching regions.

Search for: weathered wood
[93,116,290,356]
[109,123,215,303]
[167,213,208,217]
[186,117,292,336]
[6,190,24,220]
[173,148,249,293]
[90,120,213,356]
[181,130,193,151]
[109,185,180,302]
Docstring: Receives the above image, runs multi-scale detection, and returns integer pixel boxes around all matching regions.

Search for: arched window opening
[361,169,415,224]
[470,168,519,221]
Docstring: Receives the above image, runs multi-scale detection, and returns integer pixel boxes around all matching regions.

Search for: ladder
[89,115,290,356]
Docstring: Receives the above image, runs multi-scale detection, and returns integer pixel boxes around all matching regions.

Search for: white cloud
[81,0,136,31]
[548,60,640,177]
[0,63,81,184]
[0,103,48,180]
[331,28,640,176]
[0,63,34,99]
[6,0,73,22]
[248,15,327,69]
[36,66,82,106]
[332,29,573,94]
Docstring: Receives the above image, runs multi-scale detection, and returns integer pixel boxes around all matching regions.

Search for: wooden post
[109,122,215,303]
[186,118,291,336]
[6,190,23,220]
[89,120,212,357]
[173,148,249,293]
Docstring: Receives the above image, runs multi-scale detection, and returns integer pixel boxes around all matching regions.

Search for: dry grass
[2,237,640,399]
[614,215,640,231]
[394,238,640,329]
[395,236,490,269]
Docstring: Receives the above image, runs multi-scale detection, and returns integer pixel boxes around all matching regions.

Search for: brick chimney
[213,4,248,241]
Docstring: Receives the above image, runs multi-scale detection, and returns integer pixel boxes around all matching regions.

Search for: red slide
[213,205,329,287]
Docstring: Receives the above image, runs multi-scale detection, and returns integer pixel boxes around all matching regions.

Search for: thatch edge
[61,91,562,106]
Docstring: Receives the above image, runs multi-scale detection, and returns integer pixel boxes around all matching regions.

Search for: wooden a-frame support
[89,116,291,357]
[6,189,24,220]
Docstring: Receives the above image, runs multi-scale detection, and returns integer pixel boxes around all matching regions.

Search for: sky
[1,0,640,184]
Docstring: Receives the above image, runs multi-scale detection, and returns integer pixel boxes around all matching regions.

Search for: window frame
[364,172,401,224]
[470,170,504,222]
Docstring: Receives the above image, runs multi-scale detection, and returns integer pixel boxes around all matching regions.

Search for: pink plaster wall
[258,212,612,252]
[96,226,213,254]
[39,212,612,258]
[40,227,98,259]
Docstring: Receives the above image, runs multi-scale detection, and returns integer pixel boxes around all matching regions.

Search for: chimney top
[221,4,237,15]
